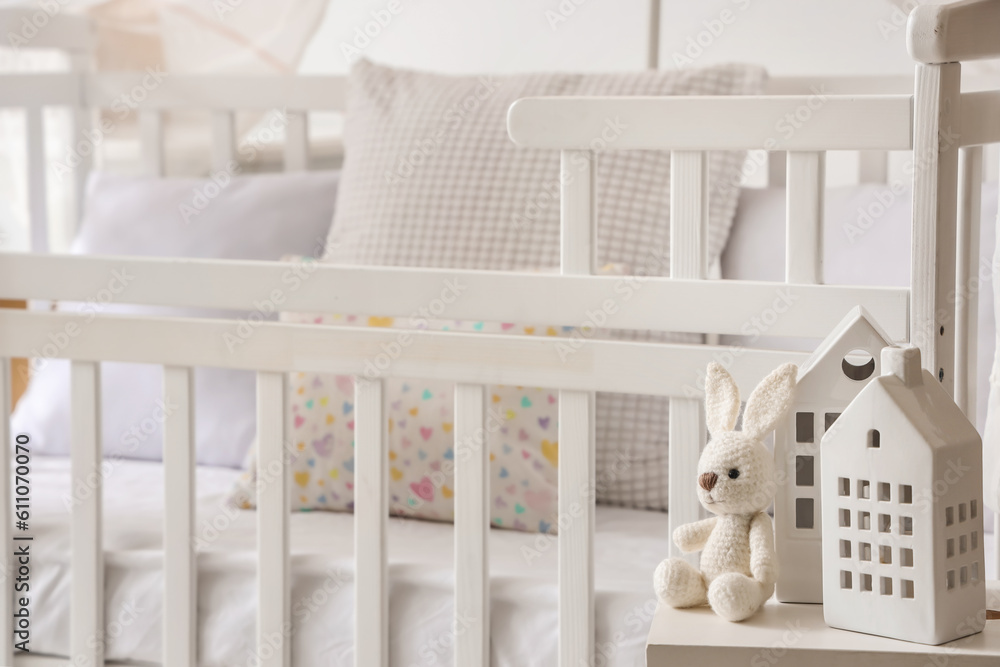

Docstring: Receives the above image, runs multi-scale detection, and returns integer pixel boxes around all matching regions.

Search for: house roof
[796,306,894,401]
[830,349,980,451]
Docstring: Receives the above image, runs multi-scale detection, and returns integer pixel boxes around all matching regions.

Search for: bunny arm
[749,511,777,585]
[672,516,718,553]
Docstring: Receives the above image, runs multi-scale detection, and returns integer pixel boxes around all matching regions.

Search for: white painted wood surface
[508,96,913,151]
[211,111,236,173]
[0,308,807,398]
[256,371,289,667]
[558,149,596,667]
[910,63,960,394]
[956,146,983,420]
[354,378,388,667]
[25,107,48,253]
[70,361,103,667]
[139,111,165,177]
[163,367,196,667]
[284,111,309,172]
[0,359,12,665]
[454,383,489,667]
[908,0,1000,64]
[668,151,708,563]
[0,254,910,342]
[785,151,825,284]
[647,581,1000,667]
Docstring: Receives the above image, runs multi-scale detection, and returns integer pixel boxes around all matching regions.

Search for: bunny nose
[699,472,718,492]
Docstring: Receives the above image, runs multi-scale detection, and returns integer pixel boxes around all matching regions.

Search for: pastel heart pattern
[420,427,433,441]
[541,440,558,466]
[294,472,310,488]
[294,415,305,429]
[538,417,550,430]
[410,477,434,501]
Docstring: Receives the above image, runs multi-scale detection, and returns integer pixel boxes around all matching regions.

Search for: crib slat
[786,152,826,284]
[0,359,12,665]
[858,150,888,183]
[71,360,103,667]
[71,104,95,237]
[767,151,786,187]
[284,111,308,172]
[257,371,289,667]
[164,366,196,667]
[454,383,489,667]
[26,107,48,252]
[211,110,236,173]
[668,151,709,562]
[355,377,388,667]
[912,63,960,394]
[955,146,983,419]
[558,149,596,667]
[140,110,165,177]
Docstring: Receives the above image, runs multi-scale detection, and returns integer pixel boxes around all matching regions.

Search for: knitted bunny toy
[653,362,797,622]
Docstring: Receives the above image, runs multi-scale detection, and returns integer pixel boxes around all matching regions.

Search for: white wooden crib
[2,1,1000,665]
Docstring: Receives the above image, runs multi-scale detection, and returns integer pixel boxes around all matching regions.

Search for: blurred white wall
[299,0,923,77]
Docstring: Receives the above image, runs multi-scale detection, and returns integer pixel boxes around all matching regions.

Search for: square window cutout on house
[796,498,814,529]
[838,478,850,496]
[858,480,870,499]
[900,484,912,504]
[946,506,955,526]
[840,570,853,590]
[840,539,851,558]
[947,538,955,558]
[878,482,890,501]
[960,535,967,554]
[840,508,851,528]
[796,412,814,443]
[868,429,880,448]
[960,566,968,586]
[901,516,913,536]
[859,511,871,530]
[971,499,978,518]
[796,456,814,487]
[959,503,967,523]
[901,579,914,599]
[825,413,841,431]
[880,545,892,564]
[879,514,891,533]
[947,570,956,590]
[880,576,893,596]
[901,547,913,567]
[861,573,873,592]
[860,542,872,561]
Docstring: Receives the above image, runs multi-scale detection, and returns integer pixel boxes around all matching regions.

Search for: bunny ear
[705,362,741,437]
[742,363,798,440]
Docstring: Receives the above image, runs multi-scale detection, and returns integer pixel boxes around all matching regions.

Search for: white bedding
[26,456,666,666]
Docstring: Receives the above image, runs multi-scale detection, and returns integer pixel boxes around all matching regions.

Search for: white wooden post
[0,359,12,665]
[558,149,596,667]
[26,107,48,253]
[911,62,961,394]
[284,111,309,172]
[139,110,165,177]
[668,151,709,563]
[163,366,196,667]
[768,151,787,187]
[257,371,289,667]
[454,383,489,667]
[955,145,983,419]
[211,110,236,174]
[786,151,826,285]
[354,377,388,667]
[71,360,103,667]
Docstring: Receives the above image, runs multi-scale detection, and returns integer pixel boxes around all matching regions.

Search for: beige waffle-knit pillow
[323,59,766,510]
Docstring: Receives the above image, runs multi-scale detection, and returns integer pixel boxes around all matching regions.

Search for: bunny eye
[728,468,740,480]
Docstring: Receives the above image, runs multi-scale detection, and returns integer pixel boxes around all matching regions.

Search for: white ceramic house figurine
[820,346,985,645]
[773,306,892,603]
[654,362,797,622]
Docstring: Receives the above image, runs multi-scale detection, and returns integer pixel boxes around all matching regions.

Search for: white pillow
[721,183,997,437]
[11,170,339,467]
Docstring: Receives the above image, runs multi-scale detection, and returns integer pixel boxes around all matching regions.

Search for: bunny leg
[653,558,708,608]
[707,572,773,622]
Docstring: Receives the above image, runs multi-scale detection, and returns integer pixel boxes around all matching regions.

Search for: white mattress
[27,456,668,666]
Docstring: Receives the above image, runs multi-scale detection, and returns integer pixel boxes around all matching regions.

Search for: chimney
[881,346,922,388]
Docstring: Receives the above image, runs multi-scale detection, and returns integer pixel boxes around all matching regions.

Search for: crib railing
[2,62,1000,667]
